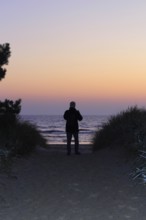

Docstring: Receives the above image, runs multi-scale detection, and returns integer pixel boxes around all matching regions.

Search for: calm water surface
[21,115,109,144]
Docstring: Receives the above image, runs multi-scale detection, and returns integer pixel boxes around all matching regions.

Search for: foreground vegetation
[0,100,47,156]
[0,43,47,172]
[0,99,47,172]
[93,106,146,183]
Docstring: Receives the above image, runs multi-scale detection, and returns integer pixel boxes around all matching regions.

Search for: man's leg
[67,132,72,155]
[73,132,80,154]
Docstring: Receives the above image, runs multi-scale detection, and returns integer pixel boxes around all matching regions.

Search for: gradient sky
[0,0,146,115]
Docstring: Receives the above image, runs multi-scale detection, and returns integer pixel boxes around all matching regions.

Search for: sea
[20,115,110,145]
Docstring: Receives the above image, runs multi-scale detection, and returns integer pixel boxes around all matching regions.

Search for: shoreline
[47,144,92,146]
[44,144,93,154]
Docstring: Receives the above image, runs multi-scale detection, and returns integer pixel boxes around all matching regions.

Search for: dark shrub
[93,106,146,153]
[0,43,11,80]
[0,44,47,157]
[0,99,21,151]
[0,99,47,156]
[12,121,47,155]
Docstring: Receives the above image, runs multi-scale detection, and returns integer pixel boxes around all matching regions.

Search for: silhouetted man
[64,101,83,155]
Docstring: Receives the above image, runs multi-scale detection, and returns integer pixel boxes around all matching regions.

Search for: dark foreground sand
[0,145,146,220]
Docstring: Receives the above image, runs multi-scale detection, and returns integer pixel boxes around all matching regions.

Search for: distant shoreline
[47,144,92,146]
[47,143,92,146]
[43,144,93,153]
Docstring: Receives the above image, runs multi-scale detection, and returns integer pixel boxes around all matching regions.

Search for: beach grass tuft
[93,106,146,153]
[0,115,47,157]
[93,106,146,183]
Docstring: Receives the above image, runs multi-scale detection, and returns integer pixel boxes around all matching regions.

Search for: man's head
[70,101,76,108]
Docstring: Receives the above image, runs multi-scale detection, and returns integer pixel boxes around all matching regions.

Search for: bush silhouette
[0,43,47,156]
[0,43,11,80]
[93,106,146,153]
[0,100,47,155]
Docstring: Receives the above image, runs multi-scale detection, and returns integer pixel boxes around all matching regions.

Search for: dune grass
[0,115,47,157]
[0,115,47,172]
[93,106,146,152]
[93,106,146,182]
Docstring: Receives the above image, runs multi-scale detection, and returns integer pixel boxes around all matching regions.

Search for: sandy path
[0,146,146,220]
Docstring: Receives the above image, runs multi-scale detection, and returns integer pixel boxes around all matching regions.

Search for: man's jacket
[64,107,83,133]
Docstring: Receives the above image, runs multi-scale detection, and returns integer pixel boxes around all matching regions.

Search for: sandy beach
[0,144,146,220]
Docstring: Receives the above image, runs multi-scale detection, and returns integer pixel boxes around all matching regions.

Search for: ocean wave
[80,129,95,134]
[40,129,64,134]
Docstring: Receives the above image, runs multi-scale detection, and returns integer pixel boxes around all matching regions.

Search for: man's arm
[64,110,68,120]
[77,110,83,121]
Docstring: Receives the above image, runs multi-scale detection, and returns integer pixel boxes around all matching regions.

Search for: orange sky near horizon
[1,48,145,100]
